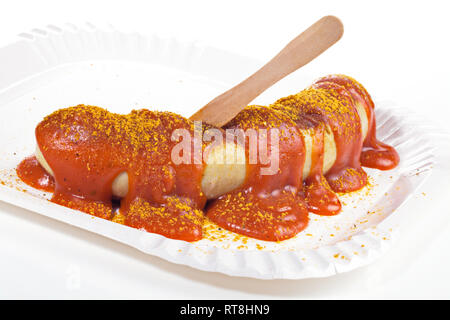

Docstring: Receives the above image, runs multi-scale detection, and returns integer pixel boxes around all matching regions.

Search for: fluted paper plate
[0,24,443,279]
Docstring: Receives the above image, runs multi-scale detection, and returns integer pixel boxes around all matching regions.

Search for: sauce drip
[303,121,341,215]
[17,156,55,192]
[17,75,399,242]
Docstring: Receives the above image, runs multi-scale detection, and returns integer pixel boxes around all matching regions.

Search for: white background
[0,0,449,299]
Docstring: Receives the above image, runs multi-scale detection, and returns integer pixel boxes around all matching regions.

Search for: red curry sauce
[16,74,399,242]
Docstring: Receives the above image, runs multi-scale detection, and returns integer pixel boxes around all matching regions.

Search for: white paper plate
[0,24,442,279]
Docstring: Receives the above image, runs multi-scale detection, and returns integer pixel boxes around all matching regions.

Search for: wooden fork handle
[189,15,344,127]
